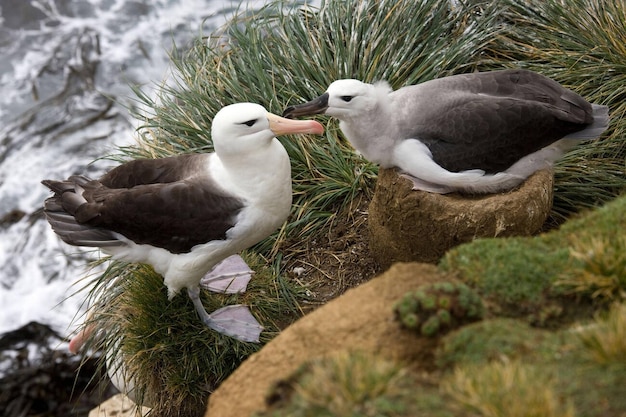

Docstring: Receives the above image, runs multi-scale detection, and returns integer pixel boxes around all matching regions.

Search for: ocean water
[0,0,307,353]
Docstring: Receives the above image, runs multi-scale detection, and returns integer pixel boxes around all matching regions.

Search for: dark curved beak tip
[282,107,296,119]
[282,92,329,119]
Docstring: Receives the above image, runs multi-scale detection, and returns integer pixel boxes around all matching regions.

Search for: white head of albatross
[283,69,610,194]
[42,103,324,343]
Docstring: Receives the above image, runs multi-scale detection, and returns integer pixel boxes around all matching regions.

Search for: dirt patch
[281,194,382,311]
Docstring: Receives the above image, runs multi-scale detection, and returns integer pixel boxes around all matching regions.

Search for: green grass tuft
[555,235,626,302]
[576,302,626,365]
[435,319,547,369]
[82,252,302,417]
[260,351,416,417]
[440,237,572,308]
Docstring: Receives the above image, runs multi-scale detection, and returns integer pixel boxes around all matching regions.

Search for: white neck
[212,139,292,203]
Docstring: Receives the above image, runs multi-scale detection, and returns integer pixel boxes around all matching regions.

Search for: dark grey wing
[43,153,244,253]
[420,96,592,173]
[396,69,595,173]
[75,176,246,254]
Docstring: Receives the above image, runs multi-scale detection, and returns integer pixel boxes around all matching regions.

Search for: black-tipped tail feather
[42,179,123,249]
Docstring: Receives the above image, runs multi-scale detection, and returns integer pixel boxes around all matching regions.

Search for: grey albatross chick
[42,103,324,342]
[283,69,610,194]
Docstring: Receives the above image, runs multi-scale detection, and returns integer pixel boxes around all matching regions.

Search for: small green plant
[394,282,484,337]
[577,302,626,365]
[441,360,575,417]
[556,235,626,303]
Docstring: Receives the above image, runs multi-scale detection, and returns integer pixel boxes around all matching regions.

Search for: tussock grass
[577,302,626,365]
[81,253,302,417]
[441,360,575,417]
[556,235,626,302]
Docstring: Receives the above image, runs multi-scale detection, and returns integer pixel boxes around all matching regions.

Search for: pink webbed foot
[200,254,254,294]
[187,287,263,343]
[205,304,264,343]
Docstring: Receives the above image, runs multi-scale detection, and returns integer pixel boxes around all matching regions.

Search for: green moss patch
[440,195,626,323]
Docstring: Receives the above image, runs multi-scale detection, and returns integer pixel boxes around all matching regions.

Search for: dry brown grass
[576,302,626,365]
[279,351,412,417]
[556,235,626,302]
[441,360,575,417]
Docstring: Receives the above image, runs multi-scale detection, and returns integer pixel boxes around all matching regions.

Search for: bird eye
[241,119,257,127]
[340,96,354,102]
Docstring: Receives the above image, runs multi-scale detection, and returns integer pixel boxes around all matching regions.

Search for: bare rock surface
[368,168,554,268]
[205,263,453,417]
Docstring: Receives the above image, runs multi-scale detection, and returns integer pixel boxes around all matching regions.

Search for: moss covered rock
[440,194,626,322]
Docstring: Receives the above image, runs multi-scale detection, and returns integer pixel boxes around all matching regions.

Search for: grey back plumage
[390,69,609,173]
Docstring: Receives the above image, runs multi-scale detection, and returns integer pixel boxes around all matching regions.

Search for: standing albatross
[42,103,324,342]
[283,69,609,194]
